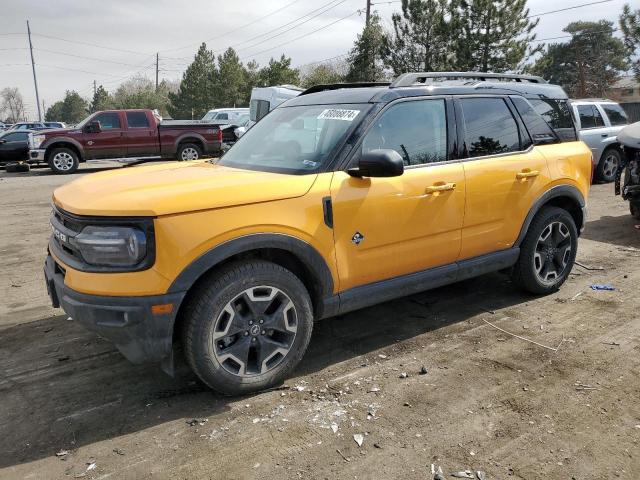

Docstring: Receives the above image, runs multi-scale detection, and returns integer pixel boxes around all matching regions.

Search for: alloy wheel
[533,221,572,285]
[211,286,298,377]
[181,147,199,160]
[52,152,74,171]
[602,153,619,179]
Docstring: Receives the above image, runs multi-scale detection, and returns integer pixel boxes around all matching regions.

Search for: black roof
[287,72,568,107]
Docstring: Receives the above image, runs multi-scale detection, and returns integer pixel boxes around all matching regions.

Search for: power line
[32,33,151,56]
[528,0,613,18]
[34,48,148,67]
[161,0,306,53]
[241,9,362,60]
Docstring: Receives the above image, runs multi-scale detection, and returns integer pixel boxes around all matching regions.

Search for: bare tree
[0,87,26,123]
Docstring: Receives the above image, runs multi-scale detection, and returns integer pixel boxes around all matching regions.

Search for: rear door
[83,111,126,159]
[331,98,465,290]
[458,96,552,260]
[124,111,159,157]
[575,104,608,162]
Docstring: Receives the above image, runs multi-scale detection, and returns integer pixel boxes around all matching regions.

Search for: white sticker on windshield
[317,109,360,121]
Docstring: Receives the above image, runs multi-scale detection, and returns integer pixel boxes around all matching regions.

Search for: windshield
[218,104,370,174]
[202,111,217,121]
[75,113,96,129]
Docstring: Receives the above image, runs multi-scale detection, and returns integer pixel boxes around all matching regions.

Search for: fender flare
[174,132,207,153]
[43,138,85,161]
[167,233,335,299]
[514,185,586,246]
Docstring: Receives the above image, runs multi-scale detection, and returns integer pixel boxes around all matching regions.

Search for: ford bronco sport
[45,72,592,395]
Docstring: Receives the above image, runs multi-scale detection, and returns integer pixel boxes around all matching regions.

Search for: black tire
[512,206,578,295]
[5,163,30,173]
[183,260,314,395]
[48,147,79,174]
[630,201,640,220]
[177,143,202,161]
[596,148,621,183]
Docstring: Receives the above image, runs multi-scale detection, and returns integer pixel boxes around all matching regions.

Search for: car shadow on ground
[0,271,531,469]
[581,213,639,248]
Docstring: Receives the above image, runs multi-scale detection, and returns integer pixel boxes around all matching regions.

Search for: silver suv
[571,99,629,182]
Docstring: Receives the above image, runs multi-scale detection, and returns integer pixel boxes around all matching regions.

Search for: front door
[83,111,125,159]
[0,132,29,163]
[457,96,552,260]
[575,104,608,163]
[331,98,465,291]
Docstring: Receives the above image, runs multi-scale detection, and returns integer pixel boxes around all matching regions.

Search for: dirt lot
[0,163,638,480]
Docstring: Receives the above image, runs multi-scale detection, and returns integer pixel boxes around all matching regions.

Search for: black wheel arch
[515,185,585,247]
[169,234,335,319]
[176,136,205,155]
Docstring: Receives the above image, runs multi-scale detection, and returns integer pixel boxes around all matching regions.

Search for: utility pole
[93,80,97,97]
[365,0,371,26]
[155,52,159,91]
[42,99,46,116]
[27,20,42,122]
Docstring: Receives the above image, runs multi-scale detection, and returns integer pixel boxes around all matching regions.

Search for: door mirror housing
[348,149,404,178]
[84,121,102,134]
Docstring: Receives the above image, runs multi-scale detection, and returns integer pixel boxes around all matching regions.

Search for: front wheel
[177,143,202,161]
[183,260,314,395]
[512,207,578,295]
[48,147,79,174]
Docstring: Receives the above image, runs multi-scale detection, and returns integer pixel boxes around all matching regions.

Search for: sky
[0,0,630,119]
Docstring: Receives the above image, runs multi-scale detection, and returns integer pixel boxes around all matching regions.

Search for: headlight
[32,134,46,148]
[72,226,147,267]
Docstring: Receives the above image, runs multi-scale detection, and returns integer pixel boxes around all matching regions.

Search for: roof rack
[390,72,547,87]
[300,82,390,96]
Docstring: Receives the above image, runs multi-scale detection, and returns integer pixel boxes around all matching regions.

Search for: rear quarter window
[529,98,577,142]
[600,104,628,126]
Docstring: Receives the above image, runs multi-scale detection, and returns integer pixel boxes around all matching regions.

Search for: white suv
[571,99,629,182]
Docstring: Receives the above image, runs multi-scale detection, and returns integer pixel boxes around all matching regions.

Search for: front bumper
[44,255,185,366]
[29,149,46,163]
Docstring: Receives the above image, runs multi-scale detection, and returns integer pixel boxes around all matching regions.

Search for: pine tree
[168,43,217,119]
[258,55,300,86]
[59,91,88,124]
[90,85,112,112]
[530,21,626,97]
[216,48,246,107]
[381,0,456,75]
[301,63,346,88]
[346,12,386,82]
[620,3,640,80]
[453,0,540,72]
[242,60,261,104]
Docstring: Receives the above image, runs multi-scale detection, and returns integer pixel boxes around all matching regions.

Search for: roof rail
[390,72,547,87]
[300,82,390,96]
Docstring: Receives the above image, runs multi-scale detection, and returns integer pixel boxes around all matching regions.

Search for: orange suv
[45,72,592,395]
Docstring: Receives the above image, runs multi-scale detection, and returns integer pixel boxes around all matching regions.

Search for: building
[607,75,640,122]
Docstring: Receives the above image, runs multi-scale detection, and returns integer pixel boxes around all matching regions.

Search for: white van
[202,108,249,125]
[249,85,303,126]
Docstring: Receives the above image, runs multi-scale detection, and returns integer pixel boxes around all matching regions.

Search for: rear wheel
[596,148,621,183]
[183,260,313,395]
[177,143,202,161]
[512,207,577,295]
[48,147,79,174]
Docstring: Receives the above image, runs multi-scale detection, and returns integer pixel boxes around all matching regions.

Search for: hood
[53,161,317,216]
[39,127,75,137]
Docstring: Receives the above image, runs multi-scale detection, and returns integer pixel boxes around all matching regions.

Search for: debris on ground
[399,372,408,378]
[419,366,428,375]
[353,433,364,447]
[186,418,208,426]
[574,260,604,271]
[575,382,598,391]
[336,449,350,462]
[113,448,125,455]
[55,450,69,457]
[476,471,486,480]
[590,284,615,291]
[451,471,475,479]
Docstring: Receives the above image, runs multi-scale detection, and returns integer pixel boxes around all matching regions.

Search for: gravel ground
[0,162,638,480]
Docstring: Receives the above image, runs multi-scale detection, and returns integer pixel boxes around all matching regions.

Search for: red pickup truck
[28,109,225,174]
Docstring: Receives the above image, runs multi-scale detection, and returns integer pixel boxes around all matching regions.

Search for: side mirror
[84,121,102,134]
[348,149,404,178]
[0,139,5,145]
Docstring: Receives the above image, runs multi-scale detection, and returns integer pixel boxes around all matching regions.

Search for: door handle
[516,169,539,179]
[601,134,607,138]
[425,182,456,193]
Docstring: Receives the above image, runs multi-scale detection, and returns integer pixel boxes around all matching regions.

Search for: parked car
[201,108,249,125]
[570,99,629,182]
[249,85,303,127]
[0,129,32,165]
[615,121,640,219]
[28,109,225,174]
[44,72,591,395]
[6,121,50,131]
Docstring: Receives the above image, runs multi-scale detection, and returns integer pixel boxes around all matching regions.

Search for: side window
[250,99,271,122]
[511,97,556,145]
[460,98,521,158]
[577,105,601,129]
[126,112,150,128]
[216,113,228,120]
[3,133,26,142]
[94,113,121,129]
[601,104,628,126]
[361,99,447,166]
